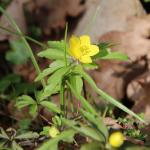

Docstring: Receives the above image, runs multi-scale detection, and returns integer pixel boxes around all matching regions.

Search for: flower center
[80,45,90,56]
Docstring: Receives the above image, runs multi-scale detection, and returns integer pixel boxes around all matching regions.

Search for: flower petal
[69,35,80,49]
[79,56,92,63]
[69,47,81,59]
[88,45,99,56]
[80,35,91,45]
[69,35,81,59]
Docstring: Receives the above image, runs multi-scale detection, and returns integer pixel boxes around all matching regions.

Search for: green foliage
[0,74,21,93]
[93,43,128,60]
[62,118,106,142]
[16,95,38,117]
[6,39,30,64]
[80,142,104,150]
[0,128,39,150]
[37,129,77,150]
[47,40,66,51]
[0,6,148,149]
[40,101,60,113]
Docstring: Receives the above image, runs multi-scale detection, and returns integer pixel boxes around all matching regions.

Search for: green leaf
[47,66,71,84]
[12,141,23,150]
[47,40,65,51]
[49,60,66,68]
[0,74,21,93]
[40,101,60,113]
[15,131,39,139]
[11,83,37,98]
[101,51,128,60]
[16,95,36,109]
[0,127,9,140]
[62,118,104,142]
[6,39,30,64]
[40,84,60,100]
[82,63,98,70]
[80,141,103,150]
[93,43,128,61]
[0,80,10,93]
[38,48,69,60]
[80,109,108,141]
[67,81,97,116]
[93,43,112,59]
[35,60,65,82]
[2,74,21,83]
[29,104,38,117]
[18,119,31,132]
[37,129,77,150]
[69,75,83,95]
[39,66,71,99]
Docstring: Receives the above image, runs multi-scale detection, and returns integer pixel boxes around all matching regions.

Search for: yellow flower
[109,132,125,148]
[49,126,60,138]
[69,35,99,63]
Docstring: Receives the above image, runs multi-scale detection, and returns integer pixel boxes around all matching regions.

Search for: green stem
[0,25,46,48]
[102,106,108,118]
[60,84,65,116]
[0,7,46,87]
[66,81,97,116]
[80,70,146,123]
[64,23,68,67]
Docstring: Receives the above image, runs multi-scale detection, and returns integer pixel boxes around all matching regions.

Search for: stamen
[80,45,90,55]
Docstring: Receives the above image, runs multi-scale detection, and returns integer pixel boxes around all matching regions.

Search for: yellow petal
[88,45,99,56]
[69,35,80,49]
[79,56,92,63]
[69,47,81,59]
[69,35,81,59]
[80,35,91,45]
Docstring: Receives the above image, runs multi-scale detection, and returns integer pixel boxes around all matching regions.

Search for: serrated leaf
[15,132,39,139]
[40,101,60,113]
[16,95,36,109]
